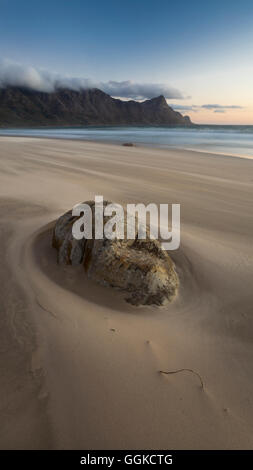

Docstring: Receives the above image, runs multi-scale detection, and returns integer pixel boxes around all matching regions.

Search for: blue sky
[0,0,253,123]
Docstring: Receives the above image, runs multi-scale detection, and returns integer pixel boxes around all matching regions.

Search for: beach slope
[0,137,252,449]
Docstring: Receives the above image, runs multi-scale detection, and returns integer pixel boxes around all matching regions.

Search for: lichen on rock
[52,200,179,306]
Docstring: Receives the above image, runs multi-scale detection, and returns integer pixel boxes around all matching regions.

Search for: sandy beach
[0,136,253,449]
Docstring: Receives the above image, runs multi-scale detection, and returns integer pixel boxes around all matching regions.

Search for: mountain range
[0,86,192,127]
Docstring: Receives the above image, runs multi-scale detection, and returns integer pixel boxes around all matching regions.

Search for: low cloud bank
[201,104,242,110]
[171,103,243,113]
[0,59,183,100]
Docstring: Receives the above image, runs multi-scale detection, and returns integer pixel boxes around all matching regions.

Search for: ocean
[0,125,253,158]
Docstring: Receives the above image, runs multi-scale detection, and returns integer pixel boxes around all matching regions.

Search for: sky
[0,0,253,124]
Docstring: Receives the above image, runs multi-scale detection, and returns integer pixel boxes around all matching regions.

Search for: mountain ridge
[0,86,192,127]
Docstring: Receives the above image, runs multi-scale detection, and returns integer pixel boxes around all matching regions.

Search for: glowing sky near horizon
[0,0,253,124]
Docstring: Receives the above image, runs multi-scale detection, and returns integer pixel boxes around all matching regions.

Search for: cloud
[0,59,53,92]
[201,104,243,110]
[0,59,184,99]
[102,81,183,100]
[170,102,244,113]
[170,104,199,112]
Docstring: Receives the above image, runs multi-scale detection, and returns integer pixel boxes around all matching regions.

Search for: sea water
[0,125,253,158]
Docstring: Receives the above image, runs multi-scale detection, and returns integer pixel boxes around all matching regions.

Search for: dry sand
[0,136,252,449]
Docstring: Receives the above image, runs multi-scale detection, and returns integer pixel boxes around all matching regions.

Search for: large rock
[52,201,179,306]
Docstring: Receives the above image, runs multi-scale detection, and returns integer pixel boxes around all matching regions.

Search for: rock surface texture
[52,201,179,306]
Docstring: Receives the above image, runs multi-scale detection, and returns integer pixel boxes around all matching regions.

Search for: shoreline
[0,133,253,161]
